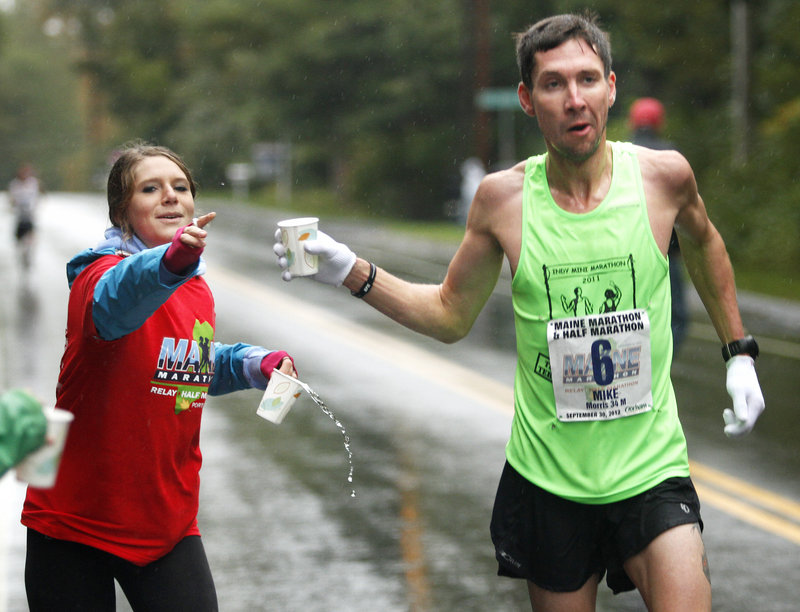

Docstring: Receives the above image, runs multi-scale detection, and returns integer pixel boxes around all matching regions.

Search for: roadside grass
[732,266,799,302]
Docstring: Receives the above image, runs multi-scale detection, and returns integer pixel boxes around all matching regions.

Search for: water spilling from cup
[302,385,355,498]
[257,371,355,497]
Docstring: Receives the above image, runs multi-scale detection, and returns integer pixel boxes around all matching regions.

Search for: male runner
[275,13,764,611]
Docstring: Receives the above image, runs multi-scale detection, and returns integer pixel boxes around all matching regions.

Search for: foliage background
[0,0,797,292]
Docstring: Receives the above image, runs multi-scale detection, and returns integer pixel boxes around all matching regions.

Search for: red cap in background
[629,97,665,130]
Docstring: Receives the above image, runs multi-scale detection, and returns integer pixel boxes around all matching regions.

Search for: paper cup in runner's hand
[277,217,319,276]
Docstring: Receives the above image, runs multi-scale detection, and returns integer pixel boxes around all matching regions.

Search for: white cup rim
[270,369,301,385]
[47,408,75,423]
[277,217,319,228]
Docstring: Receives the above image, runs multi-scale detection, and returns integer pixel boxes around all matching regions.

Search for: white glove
[272,229,356,287]
[722,355,765,437]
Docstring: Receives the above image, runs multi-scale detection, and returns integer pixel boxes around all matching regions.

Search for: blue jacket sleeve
[209,343,270,395]
[91,245,200,340]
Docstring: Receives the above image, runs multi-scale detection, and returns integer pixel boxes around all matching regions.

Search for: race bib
[547,308,653,422]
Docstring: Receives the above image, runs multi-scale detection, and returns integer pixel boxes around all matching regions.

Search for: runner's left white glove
[722,355,765,437]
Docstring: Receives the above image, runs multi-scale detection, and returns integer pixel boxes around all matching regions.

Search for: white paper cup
[277,217,319,276]
[16,407,74,489]
[257,370,304,424]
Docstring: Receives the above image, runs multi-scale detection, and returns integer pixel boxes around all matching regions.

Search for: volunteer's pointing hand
[273,229,356,287]
[164,213,216,275]
[722,355,765,437]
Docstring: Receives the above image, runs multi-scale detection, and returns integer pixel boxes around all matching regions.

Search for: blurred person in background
[629,97,689,355]
[629,97,671,151]
[22,143,297,612]
[0,388,46,477]
[8,163,43,271]
[275,12,764,612]
[457,157,487,224]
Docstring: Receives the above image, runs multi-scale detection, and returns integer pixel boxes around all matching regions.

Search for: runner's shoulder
[634,145,695,194]
[476,162,525,204]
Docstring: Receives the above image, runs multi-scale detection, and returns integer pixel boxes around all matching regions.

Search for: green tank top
[508,141,690,503]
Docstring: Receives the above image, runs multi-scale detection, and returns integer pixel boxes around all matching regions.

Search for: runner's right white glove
[723,355,765,437]
[273,229,356,287]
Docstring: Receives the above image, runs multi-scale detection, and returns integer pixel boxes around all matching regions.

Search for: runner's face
[521,38,616,163]
[128,156,195,248]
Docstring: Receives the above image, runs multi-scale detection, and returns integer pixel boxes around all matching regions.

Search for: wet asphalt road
[0,193,798,611]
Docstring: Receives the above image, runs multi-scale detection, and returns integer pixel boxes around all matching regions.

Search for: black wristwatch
[721,335,759,362]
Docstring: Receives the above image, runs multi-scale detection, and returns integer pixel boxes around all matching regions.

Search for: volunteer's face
[519,37,616,162]
[128,156,195,248]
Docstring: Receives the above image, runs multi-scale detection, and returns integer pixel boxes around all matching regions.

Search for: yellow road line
[398,474,432,611]
[693,482,800,546]
[690,461,800,523]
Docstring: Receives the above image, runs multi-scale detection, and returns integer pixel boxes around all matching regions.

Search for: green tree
[710,0,800,281]
[174,0,472,218]
[0,3,86,188]
[35,0,476,218]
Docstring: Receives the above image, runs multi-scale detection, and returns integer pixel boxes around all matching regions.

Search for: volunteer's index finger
[194,212,217,228]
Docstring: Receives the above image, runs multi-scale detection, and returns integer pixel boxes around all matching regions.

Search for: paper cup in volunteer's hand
[257,370,304,424]
[16,407,74,488]
[277,217,319,276]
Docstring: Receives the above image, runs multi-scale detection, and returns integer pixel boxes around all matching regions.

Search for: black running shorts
[490,461,703,593]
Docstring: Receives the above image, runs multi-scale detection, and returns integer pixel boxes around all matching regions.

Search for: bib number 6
[591,339,614,386]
